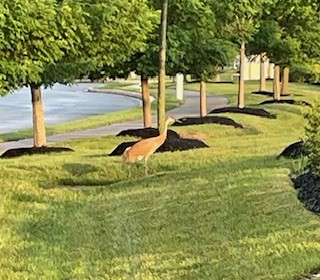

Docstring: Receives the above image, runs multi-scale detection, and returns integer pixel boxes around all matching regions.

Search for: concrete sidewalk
[0,89,228,152]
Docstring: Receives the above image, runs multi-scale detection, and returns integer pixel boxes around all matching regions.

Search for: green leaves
[166,0,235,79]
[213,0,264,44]
[0,0,157,92]
[265,0,320,65]
[81,0,157,68]
[247,20,279,55]
[0,0,80,91]
[304,100,320,174]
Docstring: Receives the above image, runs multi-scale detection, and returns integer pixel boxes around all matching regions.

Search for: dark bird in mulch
[172,116,243,128]
[259,99,311,106]
[1,146,74,158]
[277,141,307,159]
[209,106,277,119]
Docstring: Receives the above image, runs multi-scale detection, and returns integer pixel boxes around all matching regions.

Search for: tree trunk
[237,42,245,108]
[30,84,47,147]
[273,65,281,101]
[281,66,290,95]
[259,53,266,92]
[200,80,207,117]
[141,76,152,128]
[157,0,168,133]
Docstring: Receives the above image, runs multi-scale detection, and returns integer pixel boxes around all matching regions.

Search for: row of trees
[0,0,319,147]
[105,0,320,128]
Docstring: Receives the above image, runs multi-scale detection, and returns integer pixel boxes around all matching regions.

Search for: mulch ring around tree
[1,146,74,158]
[209,106,277,119]
[291,170,320,215]
[259,99,311,106]
[251,91,289,97]
[109,128,209,156]
[117,127,181,139]
[171,116,243,128]
[277,141,307,159]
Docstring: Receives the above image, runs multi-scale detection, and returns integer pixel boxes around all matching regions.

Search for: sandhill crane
[122,116,176,176]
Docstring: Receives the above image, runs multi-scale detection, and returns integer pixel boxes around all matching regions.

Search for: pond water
[0,83,140,133]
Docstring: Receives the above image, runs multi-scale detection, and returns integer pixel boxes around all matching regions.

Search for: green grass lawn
[0,81,319,279]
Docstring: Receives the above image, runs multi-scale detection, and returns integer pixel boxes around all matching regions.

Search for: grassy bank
[0,107,142,142]
[0,81,319,279]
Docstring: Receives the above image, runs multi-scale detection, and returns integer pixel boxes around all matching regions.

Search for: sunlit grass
[0,81,319,279]
[184,80,320,106]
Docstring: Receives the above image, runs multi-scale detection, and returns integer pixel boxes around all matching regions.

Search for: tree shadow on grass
[61,163,109,187]
[38,162,119,189]
[260,99,311,106]
[57,163,119,188]
[63,163,99,176]
[58,178,119,189]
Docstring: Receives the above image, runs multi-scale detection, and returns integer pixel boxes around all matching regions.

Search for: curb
[87,87,156,105]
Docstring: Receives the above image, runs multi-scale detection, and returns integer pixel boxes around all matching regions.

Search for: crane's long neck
[158,119,171,143]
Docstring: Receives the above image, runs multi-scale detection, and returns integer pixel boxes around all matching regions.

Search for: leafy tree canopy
[104,0,236,81]
[266,0,320,63]
[0,0,157,93]
[0,0,83,94]
[212,0,264,44]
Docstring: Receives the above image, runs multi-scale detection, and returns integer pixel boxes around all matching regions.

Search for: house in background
[232,54,275,82]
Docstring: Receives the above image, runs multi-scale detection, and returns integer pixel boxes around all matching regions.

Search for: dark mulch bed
[117,128,181,139]
[209,106,277,119]
[251,91,289,97]
[109,128,208,156]
[1,146,74,158]
[172,116,243,128]
[291,170,320,214]
[277,141,307,159]
[259,99,311,106]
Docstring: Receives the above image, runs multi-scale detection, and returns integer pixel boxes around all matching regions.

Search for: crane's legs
[127,164,131,179]
[144,158,148,176]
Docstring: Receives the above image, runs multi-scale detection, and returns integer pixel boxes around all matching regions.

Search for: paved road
[0,87,228,152]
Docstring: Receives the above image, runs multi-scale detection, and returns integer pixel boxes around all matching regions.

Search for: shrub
[304,99,320,174]
[290,63,320,83]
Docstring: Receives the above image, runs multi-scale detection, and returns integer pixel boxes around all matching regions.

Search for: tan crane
[122,116,176,176]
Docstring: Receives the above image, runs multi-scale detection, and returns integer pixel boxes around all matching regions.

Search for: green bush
[304,99,320,174]
[290,63,320,83]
